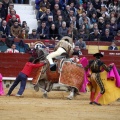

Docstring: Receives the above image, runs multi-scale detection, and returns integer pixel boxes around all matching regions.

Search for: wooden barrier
[1,51,120,77]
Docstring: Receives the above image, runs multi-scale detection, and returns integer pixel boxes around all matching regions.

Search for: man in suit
[37,21,49,39]
[0,20,10,38]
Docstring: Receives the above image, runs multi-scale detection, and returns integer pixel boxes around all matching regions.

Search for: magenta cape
[0,73,4,96]
[107,64,120,87]
[79,57,89,92]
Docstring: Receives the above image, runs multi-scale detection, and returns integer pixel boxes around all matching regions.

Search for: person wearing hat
[85,53,113,105]
[46,36,74,69]
[29,29,40,39]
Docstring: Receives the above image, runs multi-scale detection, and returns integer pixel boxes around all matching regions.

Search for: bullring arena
[0,88,120,120]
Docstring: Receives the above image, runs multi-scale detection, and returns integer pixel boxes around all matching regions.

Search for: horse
[32,48,85,100]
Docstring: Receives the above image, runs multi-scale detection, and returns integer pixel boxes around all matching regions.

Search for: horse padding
[59,61,85,91]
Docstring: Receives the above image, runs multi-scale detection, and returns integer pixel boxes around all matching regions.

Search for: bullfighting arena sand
[0,88,120,120]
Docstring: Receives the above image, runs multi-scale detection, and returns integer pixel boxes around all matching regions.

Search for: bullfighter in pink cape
[0,73,4,96]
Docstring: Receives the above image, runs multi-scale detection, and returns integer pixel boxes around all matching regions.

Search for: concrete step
[14,4,34,10]
[16,9,35,15]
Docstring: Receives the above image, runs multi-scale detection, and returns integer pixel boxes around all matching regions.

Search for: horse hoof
[34,85,39,92]
[43,93,48,98]
[67,96,73,100]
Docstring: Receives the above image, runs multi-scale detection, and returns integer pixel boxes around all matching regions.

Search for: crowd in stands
[0,0,120,54]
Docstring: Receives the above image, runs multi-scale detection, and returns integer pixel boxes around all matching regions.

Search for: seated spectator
[28,29,40,39]
[77,29,89,41]
[0,2,6,24]
[102,22,114,36]
[49,23,59,40]
[37,21,49,39]
[108,41,118,50]
[35,0,41,10]
[21,21,29,34]
[74,45,82,56]
[77,4,85,18]
[15,40,29,53]
[18,28,29,39]
[26,42,37,58]
[0,20,10,38]
[110,17,117,34]
[114,30,120,41]
[90,22,99,33]
[58,21,68,39]
[70,51,80,63]
[89,28,101,41]
[0,39,8,52]
[100,29,114,42]
[10,20,22,38]
[75,37,86,50]
[98,17,105,33]
[7,15,21,27]
[6,9,21,23]
[40,0,50,9]
[5,43,19,53]
[55,15,63,28]
[90,13,98,24]
[46,15,54,28]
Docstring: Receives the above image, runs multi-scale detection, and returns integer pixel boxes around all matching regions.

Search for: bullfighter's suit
[85,53,113,105]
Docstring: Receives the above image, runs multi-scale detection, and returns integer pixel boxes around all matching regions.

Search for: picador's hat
[61,36,73,45]
[93,53,103,59]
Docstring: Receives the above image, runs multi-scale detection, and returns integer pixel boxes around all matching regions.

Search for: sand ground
[0,88,120,120]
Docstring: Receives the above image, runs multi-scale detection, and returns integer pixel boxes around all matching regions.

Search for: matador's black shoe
[93,101,102,106]
[89,102,93,104]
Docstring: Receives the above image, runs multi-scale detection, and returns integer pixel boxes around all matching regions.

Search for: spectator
[75,37,86,49]
[6,9,21,23]
[63,5,70,19]
[7,15,20,27]
[5,43,19,53]
[90,22,99,33]
[0,2,6,24]
[0,20,10,38]
[110,17,117,34]
[8,3,14,13]
[108,41,118,50]
[100,29,114,42]
[89,29,101,41]
[2,0,13,18]
[77,4,85,18]
[90,13,98,24]
[52,3,60,17]
[77,29,89,41]
[87,3,97,18]
[98,17,105,33]
[28,29,40,39]
[40,0,50,9]
[55,15,63,28]
[58,21,68,39]
[36,4,47,23]
[74,45,82,56]
[35,0,41,10]
[37,21,49,39]
[10,20,21,38]
[114,30,120,41]
[46,15,54,28]
[21,21,29,34]
[67,22,78,41]
[18,28,29,39]
[50,0,62,11]
[54,9,64,21]
[49,23,59,40]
